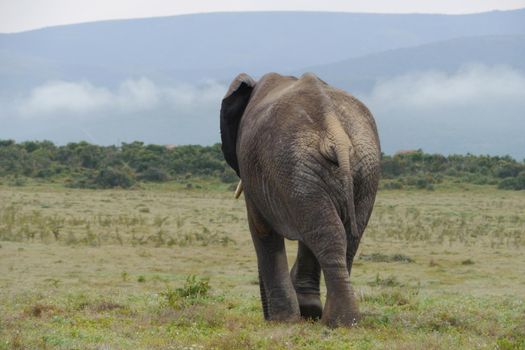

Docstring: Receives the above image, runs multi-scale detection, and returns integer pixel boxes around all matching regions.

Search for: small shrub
[495,164,522,178]
[137,275,146,283]
[416,177,431,190]
[161,275,211,308]
[175,275,210,298]
[25,303,60,318]
[8,176,26,187]
[368,274,401,287]
[95,167,136,189]
[429,259,440,267]
[498,173,525,190]
[138,167,169,182]
[220,168,238,183]
[161,288,180,308]
[496,336,525,350]
[461,259,475,265]
[445,168,458,176]
[66,174,97,189]
[383,180,403,190]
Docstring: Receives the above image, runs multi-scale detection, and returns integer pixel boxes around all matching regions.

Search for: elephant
[220,72,381,327]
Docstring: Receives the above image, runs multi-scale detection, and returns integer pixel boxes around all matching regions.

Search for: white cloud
[358,64,525,158]
[364,64,525,111]
[115,78,161,111]
[164,80,226,110]
[17,80,113,116]
[15,78,226,119]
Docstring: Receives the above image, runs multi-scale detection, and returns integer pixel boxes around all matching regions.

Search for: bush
[66,172,97,189]
[94,167,135,189]
[415,177,431,189]
[495,163,523,178]
[404,175,436,190]
[2,139,525,191]
[498,172,525,190]
[219,168,238,183]
[7,175,26,187]
[137,167,169,182]
[161,275,211,308]
[175,275,210,298]
[383,180,403,190]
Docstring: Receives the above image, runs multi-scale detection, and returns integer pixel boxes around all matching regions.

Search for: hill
[1,10,525,90]
[299,35,525,91]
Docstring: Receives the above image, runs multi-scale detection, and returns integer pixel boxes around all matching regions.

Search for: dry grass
[0,183,524,349]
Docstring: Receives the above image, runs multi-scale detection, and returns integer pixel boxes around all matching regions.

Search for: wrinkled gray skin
[220,72,380,327]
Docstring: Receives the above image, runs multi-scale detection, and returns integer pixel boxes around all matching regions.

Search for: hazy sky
[1,0,525,33]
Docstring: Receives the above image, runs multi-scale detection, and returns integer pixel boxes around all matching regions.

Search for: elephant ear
[220,73,256,176]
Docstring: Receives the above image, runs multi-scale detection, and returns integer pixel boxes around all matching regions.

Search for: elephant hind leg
[247,201,300,322]
[291,241,322,319]
[303,218,360,327]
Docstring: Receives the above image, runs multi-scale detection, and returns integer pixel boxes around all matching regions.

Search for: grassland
[0,182,524,349]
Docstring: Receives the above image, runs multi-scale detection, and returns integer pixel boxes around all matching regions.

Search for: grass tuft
[368,274,402,287]
[461,258,475,265]
[360,252,415,263]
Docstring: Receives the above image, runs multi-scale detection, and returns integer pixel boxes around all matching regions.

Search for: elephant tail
[321,113,359,238]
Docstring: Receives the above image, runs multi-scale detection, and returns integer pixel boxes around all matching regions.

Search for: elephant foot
[296,292,322,320]
[322,296,360,328]
[264,288,301,322]
[266,299,301,322]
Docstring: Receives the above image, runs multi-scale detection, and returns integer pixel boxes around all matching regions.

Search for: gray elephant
[220,72,380,327]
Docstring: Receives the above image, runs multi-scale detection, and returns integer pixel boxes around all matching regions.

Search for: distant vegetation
[0,139,524,190]
[381,151,525,190]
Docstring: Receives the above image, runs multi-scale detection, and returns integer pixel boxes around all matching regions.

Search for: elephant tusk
[234,180,243,199]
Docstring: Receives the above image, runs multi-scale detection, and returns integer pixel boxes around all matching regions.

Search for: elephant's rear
[236,73,380,239]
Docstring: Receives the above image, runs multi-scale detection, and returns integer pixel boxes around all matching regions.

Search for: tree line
[0,140,524,190]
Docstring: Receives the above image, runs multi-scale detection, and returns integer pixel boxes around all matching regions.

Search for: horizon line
[2,8,524,35]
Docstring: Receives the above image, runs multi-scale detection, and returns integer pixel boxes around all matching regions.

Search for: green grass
[0,183,524,349]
